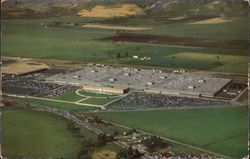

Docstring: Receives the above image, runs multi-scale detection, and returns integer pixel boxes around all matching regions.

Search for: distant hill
[77,4,145,17]
[2,0,248,18]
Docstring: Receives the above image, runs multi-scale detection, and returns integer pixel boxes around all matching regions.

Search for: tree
[116,53,121,58]
[97,133,106,146]
[113,130,119,136]
[125,51,129,57]
[143,136,169,150]
[97,133,114,146]
[214,61,223,66]
[117,146,143,159]
[77,140,94,159]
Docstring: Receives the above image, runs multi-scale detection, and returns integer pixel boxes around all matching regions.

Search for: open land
[85,106,248,158]
[1,60,49,75]
[100,32,247,50]
[2,106,84,158]
[2,16,248,73]
[2,106,122,159]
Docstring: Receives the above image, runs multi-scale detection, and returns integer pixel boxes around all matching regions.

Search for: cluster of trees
[126,128,138,135]
[142,136,169,151]
[214,61,223,66]
[117,146,143,159]
[77,140,95,159]
[77,133,115,159]
[67,123,84,138]
[97,133,115,146]
[50,21,62,26]
[107,51,129,59]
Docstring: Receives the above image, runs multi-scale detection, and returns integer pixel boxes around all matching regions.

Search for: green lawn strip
[19,98,100,111]
[80,97,119,106]
[78,91,118,98]
[2,107,80,158]
[54,92,84,102]
[85,106,248,158]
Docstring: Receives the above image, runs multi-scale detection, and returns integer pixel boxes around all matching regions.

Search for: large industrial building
[46,65,231,97]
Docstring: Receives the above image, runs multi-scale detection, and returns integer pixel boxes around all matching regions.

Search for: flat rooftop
[46,66,231,97]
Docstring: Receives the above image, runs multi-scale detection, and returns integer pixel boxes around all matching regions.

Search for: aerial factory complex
[1,0,248,159]
[47,65,232,98]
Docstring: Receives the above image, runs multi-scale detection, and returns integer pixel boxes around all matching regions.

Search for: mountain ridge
[2,0,248,18]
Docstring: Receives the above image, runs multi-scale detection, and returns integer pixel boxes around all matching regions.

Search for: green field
[2,17,248,73]
[134,17,248,40]
[2,107,81,158]
[54,92,84,102]
[85,106,248,158]
[20,98,100,111]
[2,106,121,158]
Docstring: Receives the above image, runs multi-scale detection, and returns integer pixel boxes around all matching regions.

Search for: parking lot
[2,73,80,98]
[106,92,229,110]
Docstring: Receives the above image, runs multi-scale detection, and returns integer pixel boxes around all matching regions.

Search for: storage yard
[46,65,232,98]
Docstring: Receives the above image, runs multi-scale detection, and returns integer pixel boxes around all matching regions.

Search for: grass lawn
[20,98,100,111]
[78,91,118,98]
[81,97,119,106]
[85,106,248,158]
[2,107,81,158]
[54,92,84,102]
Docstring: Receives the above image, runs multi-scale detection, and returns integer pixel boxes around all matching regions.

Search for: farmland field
[2,16,248,73]
[2,107,81,158]
[2,106,121,158]
[85,106,248,158]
